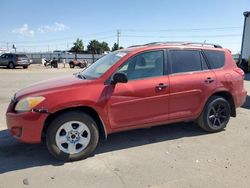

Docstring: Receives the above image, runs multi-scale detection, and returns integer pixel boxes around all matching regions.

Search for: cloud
[38,22,69,33]
[12,24,35,37]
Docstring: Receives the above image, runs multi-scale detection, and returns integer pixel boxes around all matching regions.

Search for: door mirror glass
[111,72,128,84]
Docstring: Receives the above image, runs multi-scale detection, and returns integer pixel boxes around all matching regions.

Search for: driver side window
[117,50,164,80]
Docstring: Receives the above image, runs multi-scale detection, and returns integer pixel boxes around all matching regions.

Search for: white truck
[240,11,250,72]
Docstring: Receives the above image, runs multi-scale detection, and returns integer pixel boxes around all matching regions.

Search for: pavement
[0,65,250,188]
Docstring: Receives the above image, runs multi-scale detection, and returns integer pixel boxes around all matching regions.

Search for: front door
[106,50,170,129]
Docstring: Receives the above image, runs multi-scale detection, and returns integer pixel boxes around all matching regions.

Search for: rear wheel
[8,62,15,69]
[198,96,231,132]
[46,111,99,161]
[69,62,75,68]
[23,65,28,69]
[79,63,85,68]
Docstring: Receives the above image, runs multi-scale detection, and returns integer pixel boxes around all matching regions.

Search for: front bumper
[6,111,48,143]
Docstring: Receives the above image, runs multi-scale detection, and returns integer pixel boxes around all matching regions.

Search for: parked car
[0,53,30,69]
[69,59,88,68]
[6,42,247,161]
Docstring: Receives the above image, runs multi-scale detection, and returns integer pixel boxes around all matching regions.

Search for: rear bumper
[234,89,247,107]
[16,62,30,66]
[6,111,48,143]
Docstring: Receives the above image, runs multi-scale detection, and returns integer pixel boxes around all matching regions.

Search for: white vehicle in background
[0,48,9,56]
[239,11,250,72]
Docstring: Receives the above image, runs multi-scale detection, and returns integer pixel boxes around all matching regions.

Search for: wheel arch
[42,106,107,141]
[209,91,236,117]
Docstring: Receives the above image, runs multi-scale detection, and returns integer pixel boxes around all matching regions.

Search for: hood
[16,75,90,98]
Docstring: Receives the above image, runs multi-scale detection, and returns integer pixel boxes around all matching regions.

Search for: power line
[122,34,241,39]
[0,26,242,44]
[0,30,117,44]
[0,27,243,52]
[121,26,242,32]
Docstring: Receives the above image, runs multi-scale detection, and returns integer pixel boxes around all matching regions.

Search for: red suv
[6,42,247,161]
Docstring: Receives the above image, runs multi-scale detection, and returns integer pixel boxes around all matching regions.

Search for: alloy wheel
[208,102,229,129]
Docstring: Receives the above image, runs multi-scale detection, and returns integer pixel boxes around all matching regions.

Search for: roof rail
[128,44,145,48]
[184,42,222,48]
[129,41,222,48]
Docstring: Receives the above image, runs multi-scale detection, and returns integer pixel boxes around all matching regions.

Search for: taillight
[234,68,245,77]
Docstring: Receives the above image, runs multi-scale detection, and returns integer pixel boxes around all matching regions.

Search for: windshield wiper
[75,72,86,79]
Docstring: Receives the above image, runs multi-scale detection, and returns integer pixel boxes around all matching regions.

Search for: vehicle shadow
[241,95,250,109]
[0,122,207,174]
[0,66,24,70]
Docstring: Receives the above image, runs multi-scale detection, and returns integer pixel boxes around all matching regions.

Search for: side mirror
[111,72,128,84]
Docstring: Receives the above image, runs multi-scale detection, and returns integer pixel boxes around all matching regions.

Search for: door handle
[205,77,214,84]
[156,83,168,91]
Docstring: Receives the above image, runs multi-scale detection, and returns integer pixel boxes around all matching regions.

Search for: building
[241,11,250,61]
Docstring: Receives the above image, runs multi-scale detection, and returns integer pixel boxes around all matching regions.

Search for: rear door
[106,50,170,129]
[167,49,216,120]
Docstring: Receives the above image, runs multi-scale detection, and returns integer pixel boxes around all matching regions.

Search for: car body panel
[106,75,170,128]
[168,70,217,120]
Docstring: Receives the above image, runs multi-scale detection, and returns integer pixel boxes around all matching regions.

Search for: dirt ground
[0,64,250,188]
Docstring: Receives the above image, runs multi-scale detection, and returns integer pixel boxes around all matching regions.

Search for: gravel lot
[0,65,250,188]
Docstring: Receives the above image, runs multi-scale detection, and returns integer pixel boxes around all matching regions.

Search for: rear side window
[168,50,202,74]
[18,55,28,58]
[203,50,225,69]
[6,54,13,58]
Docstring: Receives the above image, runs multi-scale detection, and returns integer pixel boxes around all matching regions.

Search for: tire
[197,96,231,132]
[69,62,75,68]
[23,65,28,69]
[46,111,99,161]
[79,63,85,68]
[8,62,15,69]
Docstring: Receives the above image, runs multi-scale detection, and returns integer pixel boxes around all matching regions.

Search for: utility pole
[6,43,9,51]
[117,30,121,48]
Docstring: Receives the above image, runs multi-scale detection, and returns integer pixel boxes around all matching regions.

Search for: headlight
[15,96,45,112]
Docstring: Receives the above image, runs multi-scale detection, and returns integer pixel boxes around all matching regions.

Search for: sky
[0,0,249,53]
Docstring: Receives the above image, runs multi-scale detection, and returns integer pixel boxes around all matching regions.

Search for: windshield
[80,51,128,79]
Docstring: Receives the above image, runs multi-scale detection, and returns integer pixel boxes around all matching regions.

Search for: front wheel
[197,96,231,132]
[23,65,28,69]
[46,111,99,161]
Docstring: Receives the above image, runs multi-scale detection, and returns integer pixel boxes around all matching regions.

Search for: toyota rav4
[6,42,247,161]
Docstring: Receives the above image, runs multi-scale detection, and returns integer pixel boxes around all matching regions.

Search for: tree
[87,40,100,54]
[100,42,110,53]
[112,43,123,51]
[70,38,84,59]
[87,40,110,54]
[112,43,119,51]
